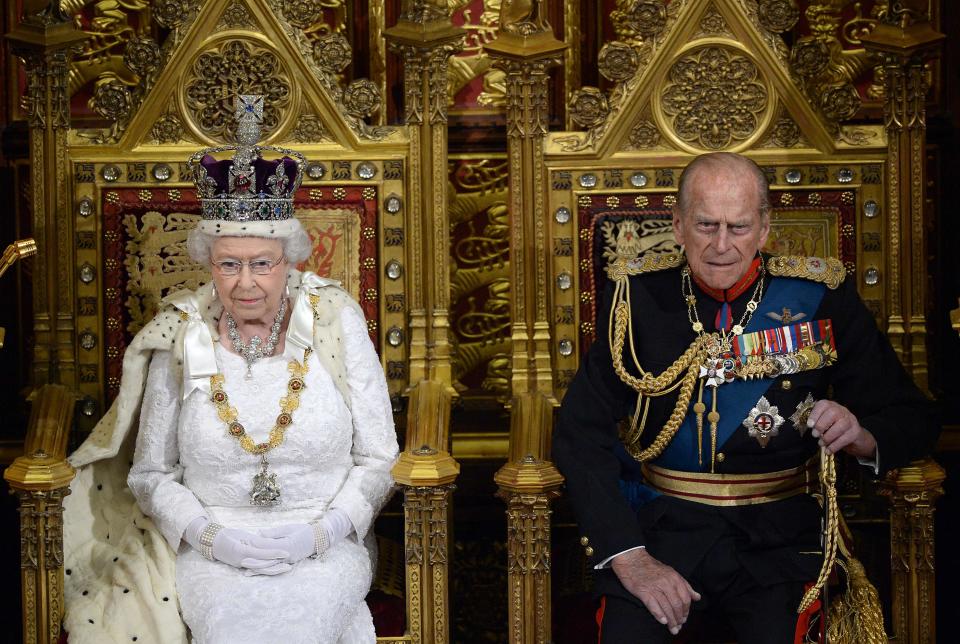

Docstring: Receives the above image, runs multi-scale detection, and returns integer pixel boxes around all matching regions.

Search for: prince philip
[553,152,937,642]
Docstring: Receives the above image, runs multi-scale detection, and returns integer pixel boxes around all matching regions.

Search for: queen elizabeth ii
[62,96,398,644]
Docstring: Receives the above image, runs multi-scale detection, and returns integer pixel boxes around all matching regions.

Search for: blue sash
[652,277,827,471]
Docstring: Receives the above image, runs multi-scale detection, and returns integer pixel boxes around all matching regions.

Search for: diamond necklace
[226,297,288,378]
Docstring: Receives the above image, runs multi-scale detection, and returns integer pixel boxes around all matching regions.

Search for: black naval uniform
[552,255,938,643]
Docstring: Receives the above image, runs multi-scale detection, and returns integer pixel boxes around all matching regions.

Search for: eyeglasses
[212,255,285,276]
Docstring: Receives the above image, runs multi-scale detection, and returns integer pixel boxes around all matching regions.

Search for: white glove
[183,517,291,574]
[257,524,317,564]
[257,509,355,564]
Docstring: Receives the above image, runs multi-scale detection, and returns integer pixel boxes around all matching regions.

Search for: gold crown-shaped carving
[187,95,305,223]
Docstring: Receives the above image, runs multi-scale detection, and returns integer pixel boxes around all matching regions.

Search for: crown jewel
[188,95,305,223]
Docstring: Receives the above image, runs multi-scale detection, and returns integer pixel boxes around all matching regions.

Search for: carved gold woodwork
[449,157,511,397]
[9,3,88,392]
[393,381,459,644]
[402,484,454,644]
[494,393,564,644]
[878,458,945,644]
[658,44,772,151]
[4,384,77,644]
[485,4,566,641]
[69,0,391,146]
[385,5,464,391]
[861,5,944,391]
[183,38,293,141]
[499,486,561,644]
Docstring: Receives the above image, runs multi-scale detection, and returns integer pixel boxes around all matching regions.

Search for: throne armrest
[4,384,76,644]
[878,456,944,644]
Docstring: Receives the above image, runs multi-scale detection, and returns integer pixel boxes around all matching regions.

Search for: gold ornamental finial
[0,238,37,349]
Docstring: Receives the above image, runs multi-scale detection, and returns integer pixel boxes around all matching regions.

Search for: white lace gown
[128,306,398,644]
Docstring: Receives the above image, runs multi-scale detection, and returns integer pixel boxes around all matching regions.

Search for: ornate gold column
[7,2,86,388]
[485,3,566,642]
[861,4,944,391]
[878,459,945,644]
[391,381,460,644]
[3,385,76,644]
[495,394,563,644]
[385,3,464,391]
[386,9,464,641]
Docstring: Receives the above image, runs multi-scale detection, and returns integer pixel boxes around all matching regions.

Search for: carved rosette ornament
[757,0,800,33]
[153,0,193,29]
[598,41,640,83]
[184,40,291,141]
[343,79,382,118]
[218,1,254,30]
[313,33,353,73]
[629,119,661,148]
[290,114,328,143]
[819,83,861,121]
[281,0,323,28]
[122,37,161,78]
[790,38,831,77]
[771,116,801,147]
[660,46,768,150]
[613,0,668,42]
[151,113,185,144]
[569,87,610,129]
[699,5,728,34]
[90,77,133,121]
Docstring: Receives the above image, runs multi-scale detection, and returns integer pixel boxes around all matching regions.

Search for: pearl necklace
[226,298,288,378]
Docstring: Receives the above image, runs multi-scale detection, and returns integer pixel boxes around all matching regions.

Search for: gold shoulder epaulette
[766,255,845,289]
[606,252,684,281]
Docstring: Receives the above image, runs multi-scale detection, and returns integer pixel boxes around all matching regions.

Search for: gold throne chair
[482,1,945,642]
[5,1,466,642]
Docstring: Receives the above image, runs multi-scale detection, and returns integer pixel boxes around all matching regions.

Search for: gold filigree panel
[181,37,295,144]
[449,157,510,398]
[123,211,205,333]
[654,44,773,152]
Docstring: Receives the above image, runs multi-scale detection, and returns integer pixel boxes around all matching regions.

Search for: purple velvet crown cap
[199,154,300,196]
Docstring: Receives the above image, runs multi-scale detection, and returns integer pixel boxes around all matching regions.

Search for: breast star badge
[743,396,784,448]
[789,393,818,437]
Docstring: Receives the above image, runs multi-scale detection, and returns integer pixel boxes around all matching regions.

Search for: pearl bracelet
[310,521,329,559]
[198,522,224,561]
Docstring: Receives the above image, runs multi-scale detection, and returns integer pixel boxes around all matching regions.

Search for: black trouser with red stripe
[595,496,821,643]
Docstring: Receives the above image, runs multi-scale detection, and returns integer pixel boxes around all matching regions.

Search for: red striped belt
[641,458,818,507]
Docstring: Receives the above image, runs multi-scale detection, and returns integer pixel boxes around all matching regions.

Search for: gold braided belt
[640,457,819,507]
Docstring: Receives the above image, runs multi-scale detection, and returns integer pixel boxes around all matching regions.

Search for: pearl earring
[211,283,217,298]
